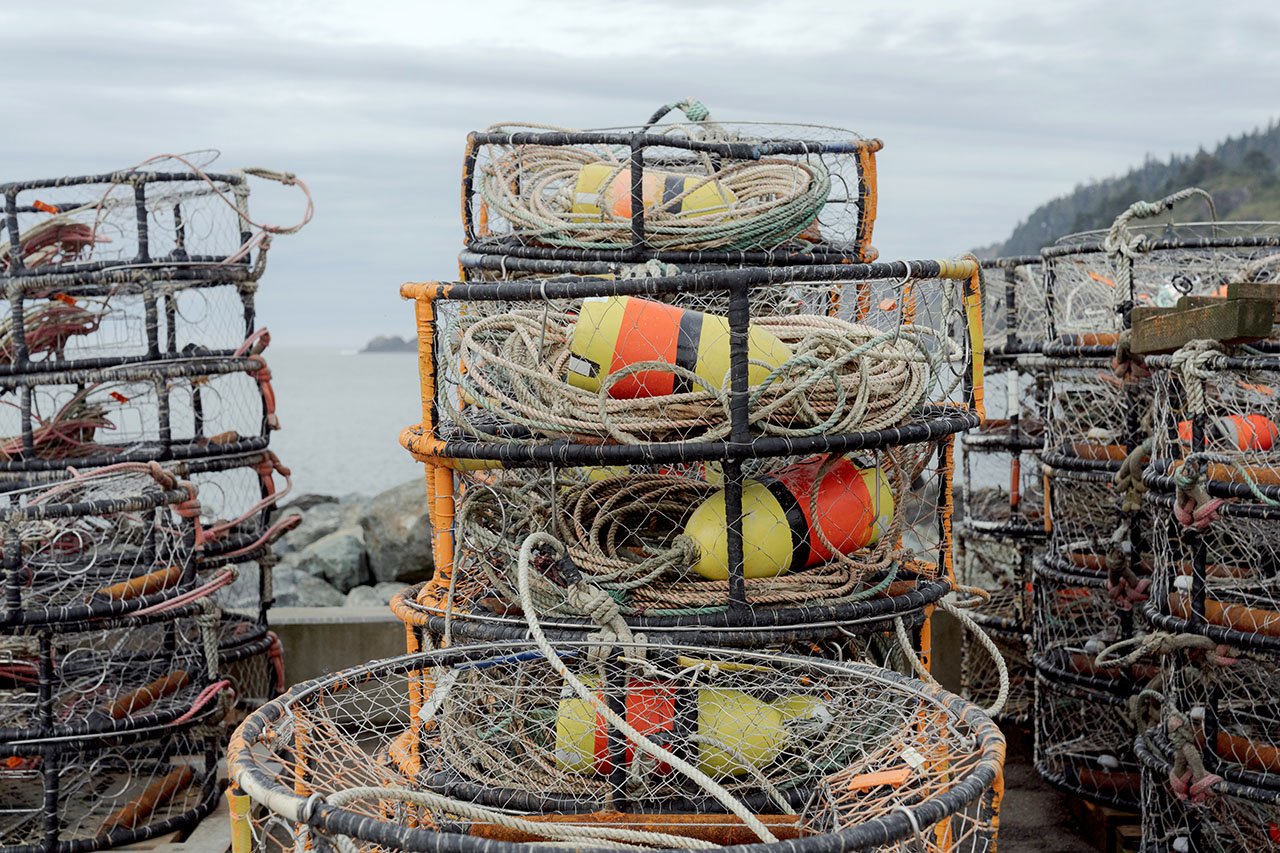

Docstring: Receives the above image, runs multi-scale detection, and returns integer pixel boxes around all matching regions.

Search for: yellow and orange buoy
[683,455,895,580]
[1177,414,1280,451]
[555,679,826,778]
[570,164,736,221]
[567,296,791,398]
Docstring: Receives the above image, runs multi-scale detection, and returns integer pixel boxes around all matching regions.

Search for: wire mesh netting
[1137,722,1280,852]
[977,258,1045,356]
[0,602,221,740]
[465,105,880,260]
[1,720,221,851]
[1044,219,1280,338]
[229,641,1005,853]
[1034,672,1142,809]
[0,281,259,375]
[432,439,951,628]
[1033,557,1154,692]
[414,268,981,452]
[0,466,200,626]
[0,356,276,470]
[961,624,1032,728]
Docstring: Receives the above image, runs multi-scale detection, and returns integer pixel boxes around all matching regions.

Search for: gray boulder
[344,581,404,608]
[280,503,341,554]
[357,480,434,584]
[272,562,346,607]
[281,493,339,513]
[292,526,371,593]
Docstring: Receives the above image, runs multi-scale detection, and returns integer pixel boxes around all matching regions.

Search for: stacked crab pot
[1033,189,1280,839]
[953,256,1049,730]
[0,161,308,851]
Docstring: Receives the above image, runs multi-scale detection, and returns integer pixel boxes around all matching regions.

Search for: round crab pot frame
[978,256,1046,360]
[0,713,221,853]
[1033,557,1152,693]
[402,260,984,455]
[0,277,262,377]
[1136,723,1280,853]
[228,641,1005,853]
[0,355,277,471]
[1150,638,1280,793]
[1034,670,1142,810]
[398,259,983,640]
[962,623,1032,728]
[1141,490,1280,652]
[0,467,200,627]
[1039,352,1141,471]
[1040,457,1153,587]
[218,614,283,715]
[0,600,222,741]
[463,103,881,262]
[0,451,293,568]
[954,525,1037,632]
[422,435,952,625]
[1042,212,1280,339]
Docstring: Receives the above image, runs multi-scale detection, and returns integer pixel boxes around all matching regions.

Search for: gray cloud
[3,1,1278,345]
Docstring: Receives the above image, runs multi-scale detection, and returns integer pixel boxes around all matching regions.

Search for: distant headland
[360,335,417,353]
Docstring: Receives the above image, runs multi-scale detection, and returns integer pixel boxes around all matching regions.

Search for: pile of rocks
[222,480,434,608]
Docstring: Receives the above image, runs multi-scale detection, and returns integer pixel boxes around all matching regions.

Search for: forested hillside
[982,121,1280,258]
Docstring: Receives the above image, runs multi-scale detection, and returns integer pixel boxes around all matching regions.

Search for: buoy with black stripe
[570,164,736,221]
[683,455,895,581]
[566,295,792,398]
[1177,414,1280,451]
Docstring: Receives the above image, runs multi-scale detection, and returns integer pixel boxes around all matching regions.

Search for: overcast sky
[5,1,1278,348]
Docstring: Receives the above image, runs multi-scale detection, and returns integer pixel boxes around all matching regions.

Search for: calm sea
[264,348,426,498]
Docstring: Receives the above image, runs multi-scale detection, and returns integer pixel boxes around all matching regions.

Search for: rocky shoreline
[223,479,434,609]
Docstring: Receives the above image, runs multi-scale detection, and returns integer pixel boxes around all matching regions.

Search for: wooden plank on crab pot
[1130,299,1275,355]
[1065,794,1140,853]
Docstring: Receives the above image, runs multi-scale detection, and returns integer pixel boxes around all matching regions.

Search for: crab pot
[1136,722,1280,852]
[1032,557,1150,690]
[229,641,1004,853]
[463,109,881,262]
[977,256,1047,359]
[0,602,222,741]
[0,715,220,852]
[398,261,982,642]
[1143,491,1280,648]
[1041,461,1151,586]
[1150,637,1280,793]
[0,280,259,377]
[1034,670,1141,810]
[0,356,277,471]
[219,613,283,716]
[0,467,202,626]
[961,623,1032,729]
[1042,220,1280,338]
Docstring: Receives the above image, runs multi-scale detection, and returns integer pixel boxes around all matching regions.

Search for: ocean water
[264,348,426,498]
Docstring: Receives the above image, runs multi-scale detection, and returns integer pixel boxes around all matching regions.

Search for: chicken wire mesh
[0,356,276,470]
[1,718,221,851]
[464,100,880,261]
[1034,671,1142,810]
[977,257,1045,357]
[962,625,1032,728]
[426,437,950,627]
[1136,722,1280,852]
[228,640,1005,853]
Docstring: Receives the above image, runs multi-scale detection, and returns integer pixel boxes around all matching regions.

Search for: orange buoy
[567,296,791,398]
[684,456,894,580]
[1177,414,1280,451]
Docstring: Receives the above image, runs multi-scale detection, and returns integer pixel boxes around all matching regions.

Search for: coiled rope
[442,308,960,445]
[477,111,832,251]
